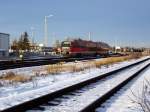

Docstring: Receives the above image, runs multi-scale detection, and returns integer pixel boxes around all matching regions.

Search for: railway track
[0,54,126,70]
[1,57,150,112]
[0,56,97,70]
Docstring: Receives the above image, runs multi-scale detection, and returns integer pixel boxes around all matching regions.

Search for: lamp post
[44,14,53,47]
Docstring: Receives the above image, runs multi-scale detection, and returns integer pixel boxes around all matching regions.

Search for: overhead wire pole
[44,14,53,47]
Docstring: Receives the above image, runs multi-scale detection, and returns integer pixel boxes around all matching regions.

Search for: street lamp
[44,14,53,47]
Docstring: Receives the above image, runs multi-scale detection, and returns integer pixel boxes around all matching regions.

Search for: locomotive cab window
[62,41,71,47]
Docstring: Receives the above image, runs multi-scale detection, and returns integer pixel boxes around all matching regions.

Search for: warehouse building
[0,33,9,57]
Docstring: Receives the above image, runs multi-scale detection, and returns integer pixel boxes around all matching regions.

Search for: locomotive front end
[61,41,71,56]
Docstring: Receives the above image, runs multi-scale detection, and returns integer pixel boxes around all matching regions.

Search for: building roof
[0,49,7,51]
[0,32,10,36]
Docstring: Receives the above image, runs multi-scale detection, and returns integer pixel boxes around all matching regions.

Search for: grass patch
[45,54,143,74]
[0,71,32,83]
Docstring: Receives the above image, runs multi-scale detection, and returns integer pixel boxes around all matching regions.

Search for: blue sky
[0,0,150,47]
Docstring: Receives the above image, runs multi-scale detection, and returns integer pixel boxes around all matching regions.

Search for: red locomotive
[61,38,110,57]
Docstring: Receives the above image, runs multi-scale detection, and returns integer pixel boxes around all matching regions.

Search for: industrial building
[0,33,9,57]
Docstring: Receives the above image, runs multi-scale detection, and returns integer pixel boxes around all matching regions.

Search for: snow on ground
[0,58,143,98]
[96,62,150,112]
[30,59,150,112]
[0,56,149,110]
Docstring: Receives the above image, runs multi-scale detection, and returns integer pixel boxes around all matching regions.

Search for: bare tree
[129,79,150,112]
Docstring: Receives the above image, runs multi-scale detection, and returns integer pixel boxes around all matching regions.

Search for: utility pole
[88,32,91,41]
[44,16,48,47]
[52,32,56,47]
[44,14,53,47]
[31,27,35,45]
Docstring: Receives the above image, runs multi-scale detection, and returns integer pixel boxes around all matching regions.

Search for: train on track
[60,38,111,57]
